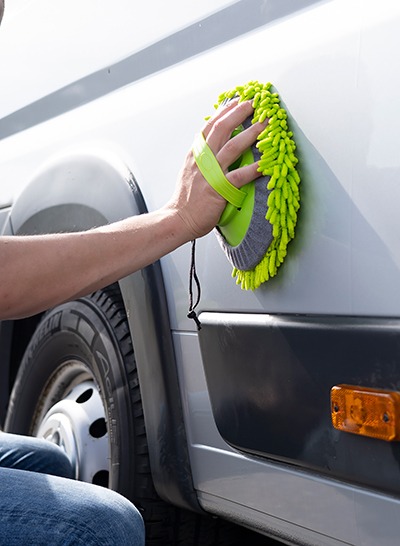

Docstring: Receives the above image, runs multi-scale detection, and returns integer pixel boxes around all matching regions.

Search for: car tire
[4,285,268,545]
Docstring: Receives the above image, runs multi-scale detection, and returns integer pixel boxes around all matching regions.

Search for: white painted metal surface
[1,1,400,543]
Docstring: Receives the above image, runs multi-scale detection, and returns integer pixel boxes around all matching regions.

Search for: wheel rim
[35,362,110,487]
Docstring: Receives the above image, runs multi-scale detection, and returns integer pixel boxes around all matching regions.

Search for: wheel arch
[5,149,201,513]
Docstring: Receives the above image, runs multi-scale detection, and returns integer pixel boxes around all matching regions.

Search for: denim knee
[0,467,145,545]
[0,432,74,478]
[72,486,145,546]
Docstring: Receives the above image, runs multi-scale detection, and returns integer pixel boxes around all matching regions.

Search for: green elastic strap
[192,132,246,208]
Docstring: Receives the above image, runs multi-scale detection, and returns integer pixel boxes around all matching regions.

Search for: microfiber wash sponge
[194,81,300,290]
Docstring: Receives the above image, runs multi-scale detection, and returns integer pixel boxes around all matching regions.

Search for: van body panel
[1,1,400,544]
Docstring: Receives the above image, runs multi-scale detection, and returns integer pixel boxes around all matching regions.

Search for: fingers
[203,100,254,152]
[226,161,263,189]
[202,98,240,141]
[216,119,267,172]
[197,98,268,195]
[201,98,268,180]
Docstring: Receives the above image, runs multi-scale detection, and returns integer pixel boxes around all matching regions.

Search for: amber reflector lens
[331,384,400,441]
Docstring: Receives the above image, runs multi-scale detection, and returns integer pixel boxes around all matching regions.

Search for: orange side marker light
[331,384,400,441]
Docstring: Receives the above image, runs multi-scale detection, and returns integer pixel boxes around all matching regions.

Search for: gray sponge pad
[214,117,273,271]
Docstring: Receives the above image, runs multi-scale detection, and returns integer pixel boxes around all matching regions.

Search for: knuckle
[227,168,241,187]
[239,99,253,113]
[202,118,214,138]
[223,137,239,156]
[212,117,224,134]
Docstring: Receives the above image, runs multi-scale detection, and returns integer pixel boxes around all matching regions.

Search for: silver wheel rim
[34,362,110,485]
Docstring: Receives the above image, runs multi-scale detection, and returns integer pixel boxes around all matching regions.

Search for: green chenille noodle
[215,81,300,290]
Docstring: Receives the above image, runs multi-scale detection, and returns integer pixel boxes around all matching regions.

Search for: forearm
[0,208,188,320]
[0,100,265,321]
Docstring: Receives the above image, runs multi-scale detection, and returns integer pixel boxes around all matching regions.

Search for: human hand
[167,99,268,241]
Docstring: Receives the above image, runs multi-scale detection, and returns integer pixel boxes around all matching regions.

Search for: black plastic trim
[199,312,400,496]
[119,201,202,512]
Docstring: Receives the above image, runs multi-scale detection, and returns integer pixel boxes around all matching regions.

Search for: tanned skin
[0,86,266,319]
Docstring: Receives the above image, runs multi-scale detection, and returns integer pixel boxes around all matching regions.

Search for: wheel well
[9,314,44,394]
[6,148,201,513]
[0,314,43,427]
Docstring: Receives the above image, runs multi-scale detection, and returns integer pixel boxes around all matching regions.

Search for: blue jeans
[0,432,145,545]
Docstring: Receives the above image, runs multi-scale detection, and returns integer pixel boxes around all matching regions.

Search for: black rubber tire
[4,285,270,546]
[5,286,139,496]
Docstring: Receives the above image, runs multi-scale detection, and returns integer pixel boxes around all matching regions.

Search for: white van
[1,1,400,544]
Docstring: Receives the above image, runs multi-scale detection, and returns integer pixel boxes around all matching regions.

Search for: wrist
[161,202,201,244]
